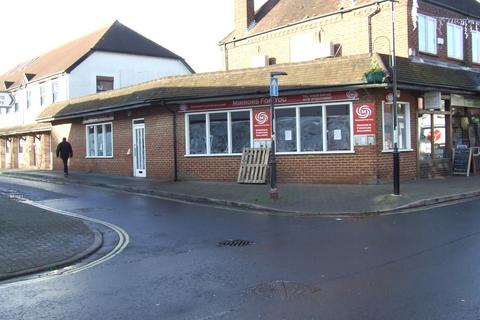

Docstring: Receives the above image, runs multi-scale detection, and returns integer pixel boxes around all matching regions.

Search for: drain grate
[218,239,254,247]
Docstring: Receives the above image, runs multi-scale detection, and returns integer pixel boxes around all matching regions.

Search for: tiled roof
[379,54,480,91]
[0,21,191,90]
[0,123,51,136]
[424,0,480,18]
[38,54,378,120]
[37,53,480,122]
[222,0,380,42]
[222,0,480,43]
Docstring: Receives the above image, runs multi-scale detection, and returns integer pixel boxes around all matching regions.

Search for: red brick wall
[48,89,420,184]
[0,133,51,170]
[51,108,174,180]
[412,1,476,67]
[176,89,418,184]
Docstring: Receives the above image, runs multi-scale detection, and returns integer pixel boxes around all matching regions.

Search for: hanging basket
[365,70,385,84]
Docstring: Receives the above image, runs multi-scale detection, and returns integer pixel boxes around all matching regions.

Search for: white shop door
[133,120,146,177]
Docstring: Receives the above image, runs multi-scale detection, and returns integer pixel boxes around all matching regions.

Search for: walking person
[56,137,73,177]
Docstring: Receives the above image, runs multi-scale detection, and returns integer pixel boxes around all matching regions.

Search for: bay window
[382,102,411,151]
[275,103,353,153]
[447,23,463,60]
[418,14,437,54]
[86,122,113,157]
[186,110,251,155]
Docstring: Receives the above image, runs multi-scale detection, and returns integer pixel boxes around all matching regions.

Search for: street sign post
[0,92,15,108]
[269,71,288,200]
[270,77,279,97]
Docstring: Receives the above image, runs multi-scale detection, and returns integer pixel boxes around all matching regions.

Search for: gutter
[38,83,388,122]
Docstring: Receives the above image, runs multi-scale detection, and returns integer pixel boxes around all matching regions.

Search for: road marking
[0,197,129,288]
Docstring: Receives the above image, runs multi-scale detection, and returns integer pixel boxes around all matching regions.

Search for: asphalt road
[0,176,480,320]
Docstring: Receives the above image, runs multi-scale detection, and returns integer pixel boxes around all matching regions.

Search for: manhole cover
[217,239,254,247]
[248,280,319,301]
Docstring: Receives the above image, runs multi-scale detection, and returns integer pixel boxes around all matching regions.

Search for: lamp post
[390,0,400,195]
[269,71,288,200]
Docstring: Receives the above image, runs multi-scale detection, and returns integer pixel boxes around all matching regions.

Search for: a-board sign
[453,147,472,176]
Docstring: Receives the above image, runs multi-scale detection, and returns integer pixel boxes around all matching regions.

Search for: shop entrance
[132,119,146,177]
[418,110,451,178]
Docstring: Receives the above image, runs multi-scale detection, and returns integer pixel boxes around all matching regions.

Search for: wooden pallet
[237,147,271,184]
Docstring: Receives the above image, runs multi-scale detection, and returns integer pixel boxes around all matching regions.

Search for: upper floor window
[52,81,60,103]
[418,14,437,54]
[26,89,32,109]
[473,30,480,64]
[447,23,463,60]
[40,84,47,106]
[96,76,114,93]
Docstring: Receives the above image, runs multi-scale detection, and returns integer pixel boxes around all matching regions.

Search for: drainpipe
[368,5,381,55]
[224,42,229,71]
[166,106,178,182]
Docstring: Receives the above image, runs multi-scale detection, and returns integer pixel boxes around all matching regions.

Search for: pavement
[3,169,480,216]
[3,168,480,281]
[0,194,102,281]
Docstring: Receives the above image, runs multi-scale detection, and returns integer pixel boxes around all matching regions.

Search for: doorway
[418,111,451,178]
[132,119,146,177]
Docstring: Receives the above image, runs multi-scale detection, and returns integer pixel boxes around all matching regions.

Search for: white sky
[0,0,268,75]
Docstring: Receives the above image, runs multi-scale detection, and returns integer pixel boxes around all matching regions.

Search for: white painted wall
[0,51,192,128]
[69,51,192,98]
[0,75,68,127]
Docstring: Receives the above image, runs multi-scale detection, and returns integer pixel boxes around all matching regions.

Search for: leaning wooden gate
[237,148,271,184]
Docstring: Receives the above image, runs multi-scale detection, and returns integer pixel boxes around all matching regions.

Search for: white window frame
[473,30,480,64]
[447,23,464,60]
[5,139,10,154]
[40,84,47,106]
[26,89,32,109]
[274,102,354,154]
[85,122,113,158]
[52,80,60,103]
[185,109,253,156]
[382,101,412,152]
[418,14,437,55]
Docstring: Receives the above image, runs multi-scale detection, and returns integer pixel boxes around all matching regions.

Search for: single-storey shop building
[2,53,480,183]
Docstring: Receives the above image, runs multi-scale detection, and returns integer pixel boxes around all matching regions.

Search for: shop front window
[383,102,411,151]
[327,104,350,151]
[209,112,228,154]
[275,103,352,153]
[300,106,323,152]
[276,108,297,152]
[231,111,251,153]
[186,110,251,155]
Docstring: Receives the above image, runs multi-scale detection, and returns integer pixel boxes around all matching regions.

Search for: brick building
[4,0,480,183]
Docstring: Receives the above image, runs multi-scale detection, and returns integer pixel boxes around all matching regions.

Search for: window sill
[85,156,114,159]
[447,56,465,62]
[419,50,438,57]
[381,149,414,153]
[185,153,243,157]
[276,151,355,155]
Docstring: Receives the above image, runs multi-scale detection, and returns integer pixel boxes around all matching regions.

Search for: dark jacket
[56,141,73,160]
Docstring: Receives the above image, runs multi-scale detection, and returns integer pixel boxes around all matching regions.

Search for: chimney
[235,0,255,36]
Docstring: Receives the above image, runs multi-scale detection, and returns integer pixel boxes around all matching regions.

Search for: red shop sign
[353,103,376,135]
[253,110,272,139]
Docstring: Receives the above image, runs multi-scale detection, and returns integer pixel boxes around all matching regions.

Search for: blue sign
[270,77,279,97]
